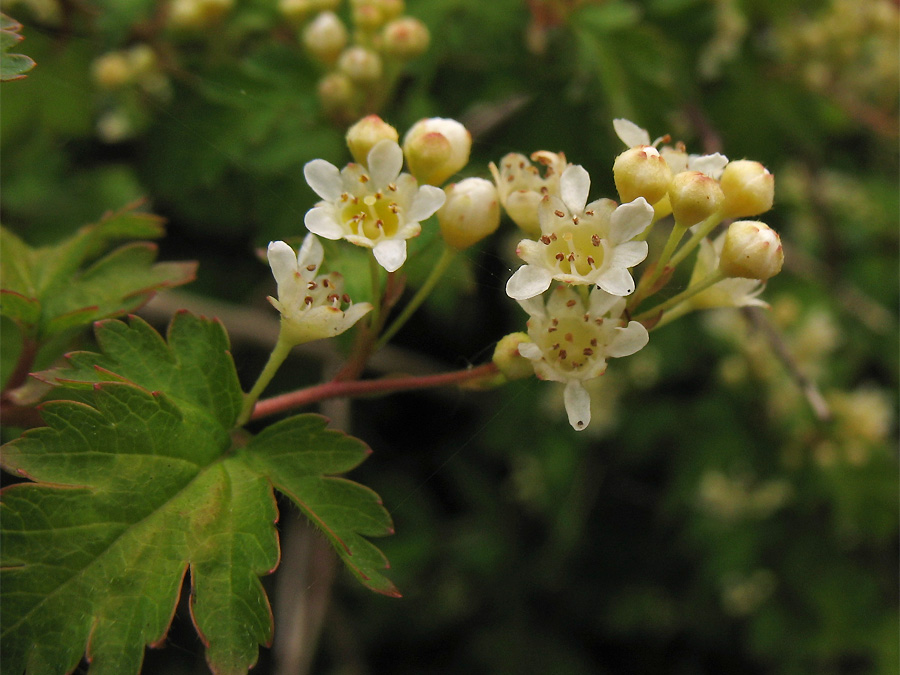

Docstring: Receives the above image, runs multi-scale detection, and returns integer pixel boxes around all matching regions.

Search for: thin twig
[742,306,831,421]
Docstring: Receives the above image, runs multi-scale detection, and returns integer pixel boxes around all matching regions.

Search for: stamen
[306,265,317,272]
[304,296,313,305]
[572,215,579,224]
[554,210,565,218]
[558,349,567,360]
[586,256,595,266]
[359,174,370,183]
[342,294,351,303]
[308,281,318,290]
[566,299,577,307]
[591,234,601,247]
[564,333,574,342]
[585,210,594,216]
[583,348,594,356]
[387,183,397,191]
[540,235,551,245]
[590,338,598,346]
[555,253,565,261]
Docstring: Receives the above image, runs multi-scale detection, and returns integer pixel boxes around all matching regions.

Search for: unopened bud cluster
[282,0,431,122]
[91,44,171,142]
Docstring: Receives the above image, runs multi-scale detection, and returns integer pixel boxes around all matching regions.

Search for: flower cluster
[491,119,784,430]
[281,0,432,123]
[264,115,785,433]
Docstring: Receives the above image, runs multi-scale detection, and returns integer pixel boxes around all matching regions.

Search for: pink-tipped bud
[668,170,725,226]
[719,220,784,280]
[346,115,400,166]
[720,160,775,219]
[613,145,673,205]
[381,17,430,59]
[403,117,471,186]
[438,178,501,250]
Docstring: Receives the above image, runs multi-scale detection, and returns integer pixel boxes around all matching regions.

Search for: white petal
[610,197,654,243]
[689,153,728,180]
[304,159,343,201]
[267,241,297,285]
[560,164,590,214]
[296,233,324,273]
[368,140,403,186]
[517,342,543,362]
[373,239,407,272]
[608,240,649,269]
[597,267,637,296]
[506,265,553,300]
[408,184,446,221]
[563,380,591,431]
[588,287,620,317]
[516,295,546,320]
[607,321,649,358]
[515,238,545,266]
[304,206,344,240]
[613,118,650,148]
[341,302,374,328]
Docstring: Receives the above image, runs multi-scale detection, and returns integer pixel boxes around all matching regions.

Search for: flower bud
[317,71,356,112]
[312,0,340,9]
[720,160,775,219]
[493,332,535,381]
[381,17,430,59]
[352,2,384,31]
[613,145,673,205]
[337,46,382,83]
[92,52,134,89]
[668,170,725,226]
[403,117,471,186]
[279,0,314,24]
[302,12,348,64]
[346,115,399,166]
[438,178,500,250]
[719,220,784,280]
[168,0,233,29]
[379,0,405,19]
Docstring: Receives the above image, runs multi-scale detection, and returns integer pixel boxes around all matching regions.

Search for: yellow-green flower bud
[352,2,384,31]
[438,178,500,250]
[613,145,673,205]
[279,0,314,24]
[92,52,134,89]
[337,46,382,83]
[317,71,355,112]
[346,115,399,166]
[668,170,725,226]
[720,160,775,219]
[378,0,405,20]
[382,17,430,59]
[493,332,535,381]
[402,117,471,186]
[168,0,233,29]
[719,220,784,280]
[303,11,348,65]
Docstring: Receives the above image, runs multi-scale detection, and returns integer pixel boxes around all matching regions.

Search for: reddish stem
[251,362,499,421]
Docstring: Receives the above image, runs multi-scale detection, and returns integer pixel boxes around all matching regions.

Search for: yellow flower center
[340,184,401,240]
[538,221,604,277]
[534,311,606,373]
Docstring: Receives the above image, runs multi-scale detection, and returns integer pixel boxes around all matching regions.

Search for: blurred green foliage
[1,0,897,673]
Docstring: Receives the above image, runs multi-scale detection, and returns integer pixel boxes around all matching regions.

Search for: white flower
[303,139,446,272]
[506,165,653,299]
[267,235,373,345]
[687,233,767,309]
[489,150,568,236]
[613,118,729,180]
[517,285,649,431]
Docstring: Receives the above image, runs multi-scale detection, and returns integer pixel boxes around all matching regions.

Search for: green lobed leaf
[0,203,194,343]
[241,415,399,597]
[2,312,397,673]
[0,13,35,81]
